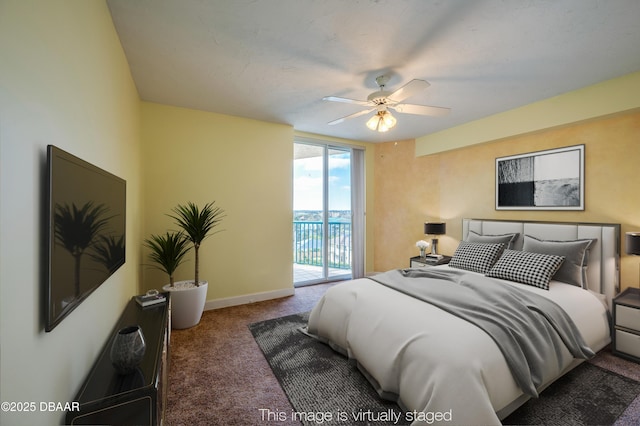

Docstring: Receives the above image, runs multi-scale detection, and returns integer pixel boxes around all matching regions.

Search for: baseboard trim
[204,287,296,311]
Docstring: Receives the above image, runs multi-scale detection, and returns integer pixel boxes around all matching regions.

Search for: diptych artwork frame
[496,145,584,210]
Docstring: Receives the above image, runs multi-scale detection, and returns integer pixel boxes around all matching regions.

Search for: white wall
[0,1,141,424]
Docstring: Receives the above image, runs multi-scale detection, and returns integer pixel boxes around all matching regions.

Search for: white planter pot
[162,281,208,329]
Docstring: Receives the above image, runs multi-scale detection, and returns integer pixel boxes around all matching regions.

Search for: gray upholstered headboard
[462,219,620,307]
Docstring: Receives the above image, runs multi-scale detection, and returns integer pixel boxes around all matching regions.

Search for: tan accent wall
[375,111,640,290]
[374,140,441,272]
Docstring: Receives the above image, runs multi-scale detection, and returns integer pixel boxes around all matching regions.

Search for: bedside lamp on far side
[424,222,446,255]
[626,232,640,288]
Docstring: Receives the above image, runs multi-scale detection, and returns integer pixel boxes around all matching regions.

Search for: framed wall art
[496,144,584,210]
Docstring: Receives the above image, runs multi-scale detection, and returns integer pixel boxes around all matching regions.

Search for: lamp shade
[424,222,446,235]
[626,232,640,255]
[366,110,397,132]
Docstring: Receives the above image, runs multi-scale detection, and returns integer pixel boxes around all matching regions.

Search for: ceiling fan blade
[328,108,375,125]
[322,96,371,107]
[392,103,451,117]
[387,79,430,102]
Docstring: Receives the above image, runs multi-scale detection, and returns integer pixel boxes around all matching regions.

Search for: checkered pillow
[448,241,505,274]
[486,249,565,290]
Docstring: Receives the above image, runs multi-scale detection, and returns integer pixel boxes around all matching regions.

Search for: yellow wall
[416,71,640,156]
[0,1,141,425]
[375,111,640,290]
[140,102,295,301]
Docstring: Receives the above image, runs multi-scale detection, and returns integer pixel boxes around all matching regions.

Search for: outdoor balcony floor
[293,263,352,285]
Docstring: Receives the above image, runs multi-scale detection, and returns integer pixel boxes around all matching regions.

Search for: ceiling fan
[323,75,451,132]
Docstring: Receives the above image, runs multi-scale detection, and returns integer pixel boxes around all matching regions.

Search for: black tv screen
[46,145,126,332]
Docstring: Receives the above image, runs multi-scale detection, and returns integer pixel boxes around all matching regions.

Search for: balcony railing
[293,221,351,269]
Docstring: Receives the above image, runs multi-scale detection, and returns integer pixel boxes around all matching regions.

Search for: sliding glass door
[293,141,356,285]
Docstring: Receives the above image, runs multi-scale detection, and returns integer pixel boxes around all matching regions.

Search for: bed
[305,219,620,425]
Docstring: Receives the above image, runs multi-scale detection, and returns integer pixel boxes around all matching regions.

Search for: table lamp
[424,222,446,255]
[626,232,640,287]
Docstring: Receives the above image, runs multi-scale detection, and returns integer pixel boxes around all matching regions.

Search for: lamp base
[431,238,439,255]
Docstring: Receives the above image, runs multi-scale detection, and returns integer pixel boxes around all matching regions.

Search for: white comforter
[306,266,611,425]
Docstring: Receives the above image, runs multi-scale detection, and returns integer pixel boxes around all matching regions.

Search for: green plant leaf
[168,201,225,286]
[168,201,225,245]
[143,231,191,286]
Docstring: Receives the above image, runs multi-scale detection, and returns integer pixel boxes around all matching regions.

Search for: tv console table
[66,294,170,425]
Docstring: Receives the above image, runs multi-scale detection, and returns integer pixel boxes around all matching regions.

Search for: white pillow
[467,231,519,249]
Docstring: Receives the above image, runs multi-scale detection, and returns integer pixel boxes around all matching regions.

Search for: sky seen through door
[294,152,351,211]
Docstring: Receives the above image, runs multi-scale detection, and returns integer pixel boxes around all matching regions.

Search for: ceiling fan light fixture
[366,110,397,132]
[382,110,397,128]
[324,76,450,131]
[365,114,380,131]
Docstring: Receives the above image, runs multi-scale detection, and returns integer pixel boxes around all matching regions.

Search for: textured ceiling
[107,0,640,143]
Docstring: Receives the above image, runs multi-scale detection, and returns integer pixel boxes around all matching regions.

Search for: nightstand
[410,255,451,268]
[612,287,640,363]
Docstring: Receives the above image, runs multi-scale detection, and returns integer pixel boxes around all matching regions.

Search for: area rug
[502,362,640,425]
[249,312,640,426]
[249,311,407,425]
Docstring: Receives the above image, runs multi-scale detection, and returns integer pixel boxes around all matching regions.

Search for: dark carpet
[503,363,640,425]
[250,312,640,426]
[249,312,407,426]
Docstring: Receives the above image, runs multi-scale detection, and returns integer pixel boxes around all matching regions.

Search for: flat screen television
[45,145,126,332]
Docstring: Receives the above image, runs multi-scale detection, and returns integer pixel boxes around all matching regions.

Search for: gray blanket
[369,267,595,397]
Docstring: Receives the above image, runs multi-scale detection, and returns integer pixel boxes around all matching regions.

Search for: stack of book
[135,291,166,308]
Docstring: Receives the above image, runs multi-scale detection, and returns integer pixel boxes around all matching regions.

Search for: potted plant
[143,231,191,287]
[163,201,225,329]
